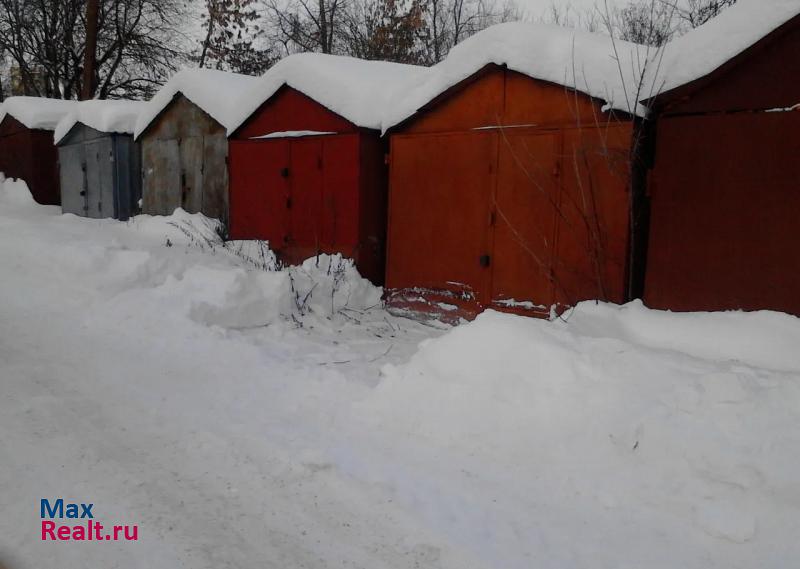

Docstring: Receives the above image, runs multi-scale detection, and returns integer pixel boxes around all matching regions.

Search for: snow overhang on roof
[227,53,431,135]
[54,100,149,144]
[651,0,800,102]
[0,97,79,131]
[381,22,653,132]
[134,68,259,139]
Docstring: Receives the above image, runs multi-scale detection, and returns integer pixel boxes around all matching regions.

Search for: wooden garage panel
[142,138,181,215]
[201,134,229,222]
[386,131,496,303]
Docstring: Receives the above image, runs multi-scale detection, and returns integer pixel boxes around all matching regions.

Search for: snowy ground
[1,175,799,569]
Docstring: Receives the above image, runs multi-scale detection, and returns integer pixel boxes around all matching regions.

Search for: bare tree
[542,0,738,47]
[197,0,274,74]
[420,0,518,64]
[82,0,99,99]
[538,2,602,33]
[614,0,675,46]
[341,0,428,63]
[0,0,186,99]
[678,0,737,28]
[265,0,346,54]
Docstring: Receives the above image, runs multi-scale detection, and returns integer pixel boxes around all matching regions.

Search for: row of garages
[0,1,798,318]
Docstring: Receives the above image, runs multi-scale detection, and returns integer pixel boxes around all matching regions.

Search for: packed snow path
[1,176,799,569]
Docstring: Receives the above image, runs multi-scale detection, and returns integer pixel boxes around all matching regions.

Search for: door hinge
[281,167,290,178]
[479,254,491,268]
[286,197,292,209]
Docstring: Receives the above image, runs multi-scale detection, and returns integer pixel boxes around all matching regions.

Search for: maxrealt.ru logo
[40,499,138,541]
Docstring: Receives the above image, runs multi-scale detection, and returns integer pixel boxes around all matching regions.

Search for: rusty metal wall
[644,111,800,314]
[234,86,356,138]
[229,134,383,281]
[0,116,61,205]
[644,19,800,315]
[140,95,229,224]
[385,67,633,320]
[229,87,387,284]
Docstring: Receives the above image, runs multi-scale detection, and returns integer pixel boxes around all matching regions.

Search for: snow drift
[135,68,259,138]
[0,96,78,130]
[228,53,430,134]
[355,303,800,567]
[53,100,148,144]
[656,0,800,97]
[382,22,652,131]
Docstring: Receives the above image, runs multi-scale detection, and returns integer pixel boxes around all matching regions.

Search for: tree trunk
[82,0,100,100]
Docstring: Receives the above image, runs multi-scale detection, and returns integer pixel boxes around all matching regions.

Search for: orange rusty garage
[383,23,647,320]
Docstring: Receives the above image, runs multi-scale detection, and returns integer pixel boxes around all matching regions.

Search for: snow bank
[228,53,430,134]
[54,99,148,144]
[563,300,800,372]
[356,302,800,566]
[383,22,650,131]
[96,209,383,328]
[0,96,78,130]
[657,0,800,96]
[135,68,259,139]
[0,174,37,208]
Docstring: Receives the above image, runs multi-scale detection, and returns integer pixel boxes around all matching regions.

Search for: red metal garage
[643,6,800,315]
[0,97,77,205]
[383,23,645,320]
[227,54,427,284]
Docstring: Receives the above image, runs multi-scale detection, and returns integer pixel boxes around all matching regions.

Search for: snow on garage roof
[134,68,259,139]
[228,53,430,134]
[654,0,800,98]
[382,22,652,131]
[0,97,78,131]
[54,100,149,144]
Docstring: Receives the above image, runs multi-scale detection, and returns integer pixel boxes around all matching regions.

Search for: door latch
[281,167,290,178]
[479,254,491,268]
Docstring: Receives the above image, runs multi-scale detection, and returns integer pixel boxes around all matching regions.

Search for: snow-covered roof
[0,96,79,131]
[228,53,430,134]
[655,0,800,97]
[134,68,259,139]
[54,100,149,144]
[382,22,651,131]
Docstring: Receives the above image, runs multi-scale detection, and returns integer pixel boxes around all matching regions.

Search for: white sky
[516,0,627,20]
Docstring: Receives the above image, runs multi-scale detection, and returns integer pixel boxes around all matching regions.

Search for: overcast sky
[515,0,626,20]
